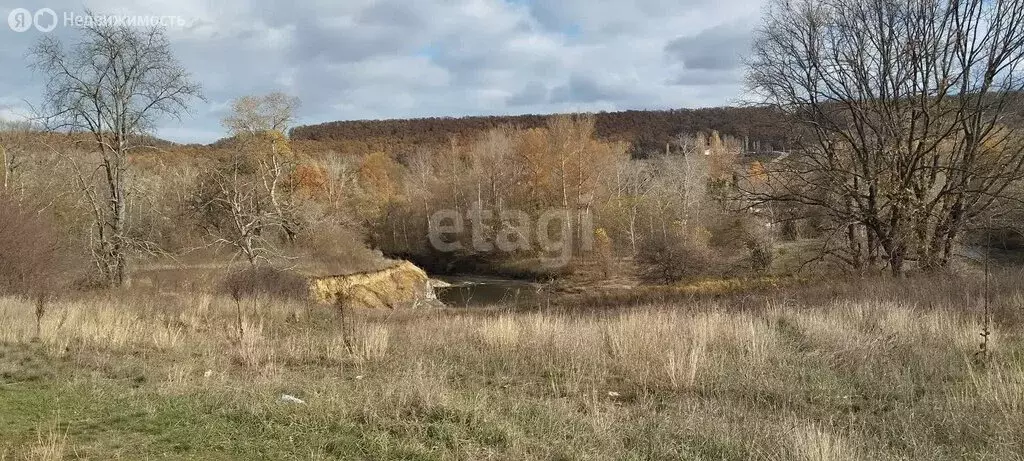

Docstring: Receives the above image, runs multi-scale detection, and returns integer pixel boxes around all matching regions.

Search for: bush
[779,220,800,241]
[637,226,719,283]
[739,219,776,273]
[747,236,775,273]
[296,219,387,274]
[0,195,62,299]
[594,228,615,278]
[220,266,310,302]
[707,215,776,274]
[0,195,67,337]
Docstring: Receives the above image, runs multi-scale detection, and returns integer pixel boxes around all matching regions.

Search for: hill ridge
[289,106,792,156]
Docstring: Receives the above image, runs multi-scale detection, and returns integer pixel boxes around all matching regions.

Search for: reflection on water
[434,276,543,307]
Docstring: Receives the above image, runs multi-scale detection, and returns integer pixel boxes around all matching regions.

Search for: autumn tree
[610,158,655,255]
[516,128,559,208]
[189,93,303,265]
[191,154,281,266]
[357,151,408,250]
[547,115,626,255]
[594,227,615,278]
[358,152,403,205]
[223,93,303,242]
[288,107,793,159]
[657,133,712,231]
[31,21,202,286]
[706,130,740,187]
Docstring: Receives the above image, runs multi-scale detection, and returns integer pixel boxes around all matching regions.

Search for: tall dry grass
[0,274,1022,458]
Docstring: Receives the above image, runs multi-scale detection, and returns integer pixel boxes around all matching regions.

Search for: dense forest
[288,107,793,158]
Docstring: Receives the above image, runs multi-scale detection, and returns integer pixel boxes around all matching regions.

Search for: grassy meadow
[1,274,1023,460]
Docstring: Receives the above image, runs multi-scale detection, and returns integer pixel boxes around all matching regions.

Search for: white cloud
[0,0,766,143]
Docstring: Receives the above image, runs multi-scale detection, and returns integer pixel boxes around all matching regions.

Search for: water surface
[434,275,543,307]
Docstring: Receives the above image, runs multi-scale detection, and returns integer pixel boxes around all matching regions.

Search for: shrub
[747,236,776,273]
[0,195,64,336]
[741,220,776,273]
[779,220,800,241]
[594,227,615,278]
[708,215,776,274]
[220,266,310,302]
[0,196,62,296]
[296,219,386,274]
[637,225,719,283]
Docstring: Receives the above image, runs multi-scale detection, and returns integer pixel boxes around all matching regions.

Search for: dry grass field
[1,274,1023,460]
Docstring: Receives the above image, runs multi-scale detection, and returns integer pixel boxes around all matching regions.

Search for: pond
[433,275,544,307]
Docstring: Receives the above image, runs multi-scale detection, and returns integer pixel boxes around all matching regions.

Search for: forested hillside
[289,107,792,157]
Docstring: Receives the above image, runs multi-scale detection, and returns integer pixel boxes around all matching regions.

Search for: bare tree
[657,133,712,231]
[746,0,1024,275]
[0,121,39,193]
[191,154,283,267]
[222,92,300,136]
[223,93,302,242]
[31,20,202,286]
[191,93,302,267]
[613,159,655,255]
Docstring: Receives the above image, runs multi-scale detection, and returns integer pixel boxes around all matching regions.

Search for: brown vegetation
[0,195,66,338]
[2,3,1024,457]
[289,107,793,158]
[1,274,1022,458]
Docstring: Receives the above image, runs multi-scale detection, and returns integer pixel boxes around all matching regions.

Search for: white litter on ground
[279,394,306,404]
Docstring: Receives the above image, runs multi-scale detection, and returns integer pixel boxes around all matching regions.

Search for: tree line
[288,107,793,159]
[5,0,1024,319]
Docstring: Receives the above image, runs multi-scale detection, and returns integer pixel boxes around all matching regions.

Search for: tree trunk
[889,247,905,277]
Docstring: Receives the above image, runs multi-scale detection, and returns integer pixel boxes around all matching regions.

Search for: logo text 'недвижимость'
[8,8,188,33]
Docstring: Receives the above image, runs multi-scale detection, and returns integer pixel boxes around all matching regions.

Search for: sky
[0,0,766,144]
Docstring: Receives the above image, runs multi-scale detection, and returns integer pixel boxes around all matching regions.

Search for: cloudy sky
[0,0,765,143]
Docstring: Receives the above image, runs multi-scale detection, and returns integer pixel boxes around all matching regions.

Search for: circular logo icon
[7,8,32,32]
[34,8,57,33]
